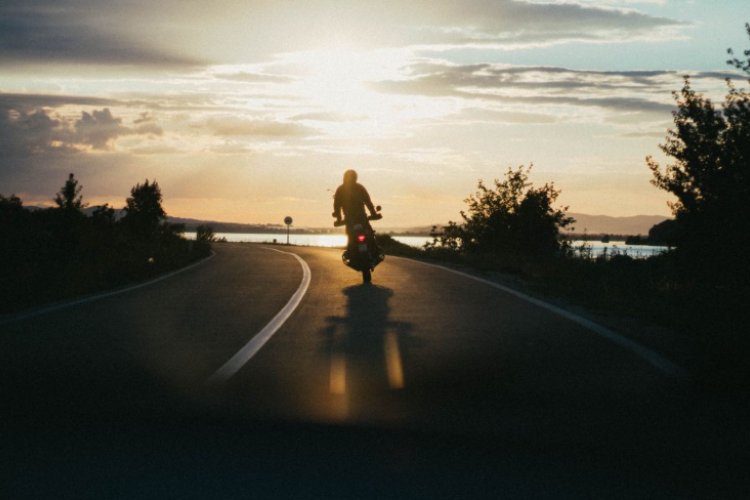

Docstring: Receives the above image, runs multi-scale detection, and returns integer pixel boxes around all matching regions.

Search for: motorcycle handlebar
[333,210,383,227]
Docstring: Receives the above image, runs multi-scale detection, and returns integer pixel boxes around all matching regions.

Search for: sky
[1,1,748,227]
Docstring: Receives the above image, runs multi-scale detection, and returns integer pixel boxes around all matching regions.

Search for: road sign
[284,216,293,244]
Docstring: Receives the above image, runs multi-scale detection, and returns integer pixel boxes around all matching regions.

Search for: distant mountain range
[166,216,318,234]
[564,213,668,236]
[168,213,669,236]
[47,206,668,236]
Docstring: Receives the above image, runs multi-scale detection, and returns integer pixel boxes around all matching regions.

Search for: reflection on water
[186,232,669,257]
[186,231,425,248]
[569,240,668,258]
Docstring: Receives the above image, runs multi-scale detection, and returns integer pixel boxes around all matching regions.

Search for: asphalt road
[2,243,748,498]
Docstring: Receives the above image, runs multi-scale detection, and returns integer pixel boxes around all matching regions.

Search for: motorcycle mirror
[376,205,382,212]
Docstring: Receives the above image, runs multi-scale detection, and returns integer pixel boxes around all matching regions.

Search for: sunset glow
[1,1,748,227]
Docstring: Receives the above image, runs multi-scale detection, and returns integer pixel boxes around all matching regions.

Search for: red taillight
[357,234,366,243]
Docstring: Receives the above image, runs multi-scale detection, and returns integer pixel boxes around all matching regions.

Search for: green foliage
[374,234,423,258]
[119,179,185,270]
[426,165,574,263]
[196,224,216,243]
[1,174,207,313]
[647,80,738,216]
[194,224,216,256]
[0,193,23,210]
[54,173,85,211]
[122,179,166,240]
[726,22,750,74]
[646,219,681,246]
[92,204,116,227]
[428,221,463,253]
[647,27,750,287]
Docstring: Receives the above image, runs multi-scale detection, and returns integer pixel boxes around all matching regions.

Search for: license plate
[358,244,368,252]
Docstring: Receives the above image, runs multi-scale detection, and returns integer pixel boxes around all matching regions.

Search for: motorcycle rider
[333,169,377,230]
[333,169,382,259]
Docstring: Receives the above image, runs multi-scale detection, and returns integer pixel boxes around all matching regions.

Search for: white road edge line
[395,256,687,379]
[207,247,311,385]
[0,251,216,326]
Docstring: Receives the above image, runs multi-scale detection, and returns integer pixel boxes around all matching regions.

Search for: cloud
[383,64,680,93]
[0,0,687,68]
[291,112,366,122]
[371,63,716,114]
[74,109,131,149]
[389,0,686,49]
[0,2,200,67]
[132,112,164,135]
[0,93,120,111]
[129,145,181,155]
[203,116,316,138]
[0,107,74,157]
[214,72,294,84]
[554,1,668,6]
[0,95,163,157]
[449,107,559,124]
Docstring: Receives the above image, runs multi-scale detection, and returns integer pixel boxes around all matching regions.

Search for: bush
[426,164,574,266]
[0,175,209,313]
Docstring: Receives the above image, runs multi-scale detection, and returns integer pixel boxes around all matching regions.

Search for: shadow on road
[320,284,415,419]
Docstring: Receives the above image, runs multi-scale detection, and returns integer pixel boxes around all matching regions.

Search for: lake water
[186,232,430,248]
[567,241,668,259]
[186,232,667,258]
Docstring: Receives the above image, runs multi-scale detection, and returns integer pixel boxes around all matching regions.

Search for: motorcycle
[333,206,385,283]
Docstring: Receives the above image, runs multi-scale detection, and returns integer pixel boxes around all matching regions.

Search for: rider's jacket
[333,182,376,229]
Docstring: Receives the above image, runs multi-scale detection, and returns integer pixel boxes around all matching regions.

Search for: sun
[282,46,443,138]
[291,47,398,112]
[209,46,456,140]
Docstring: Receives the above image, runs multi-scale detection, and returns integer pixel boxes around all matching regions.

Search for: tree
[514,182,574,257]
[122,179,166,242]
[646,219,681,246]
[428,165,574,259]
[647,80,728,216]
[646,27,750,284]
[194,224,215,256]
[727,22,750,75]
[0,193,23,209]
[195,224,216,243]
[54,173,85,211]
[50,173,87,274]
[0,194,27,250]
[91,204,116,226]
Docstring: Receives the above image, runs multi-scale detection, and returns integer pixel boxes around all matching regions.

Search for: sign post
[284,216,293,245]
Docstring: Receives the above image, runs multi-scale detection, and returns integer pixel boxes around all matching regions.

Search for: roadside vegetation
[3,26,748,385]
[0,174,213,313]
[381,25,750,385]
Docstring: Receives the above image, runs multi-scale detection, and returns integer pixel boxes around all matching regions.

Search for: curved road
[2,243,747,498]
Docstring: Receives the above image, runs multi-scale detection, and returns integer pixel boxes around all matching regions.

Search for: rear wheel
[362,268,372,284]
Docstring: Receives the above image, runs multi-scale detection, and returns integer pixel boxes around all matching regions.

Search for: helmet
[343,169,357,184]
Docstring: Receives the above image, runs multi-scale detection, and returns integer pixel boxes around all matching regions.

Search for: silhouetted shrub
[0,175,209,313]
[374,234,422,258]
[425,165,574,267]
[647,26,750,291]
[194,224,216,256]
